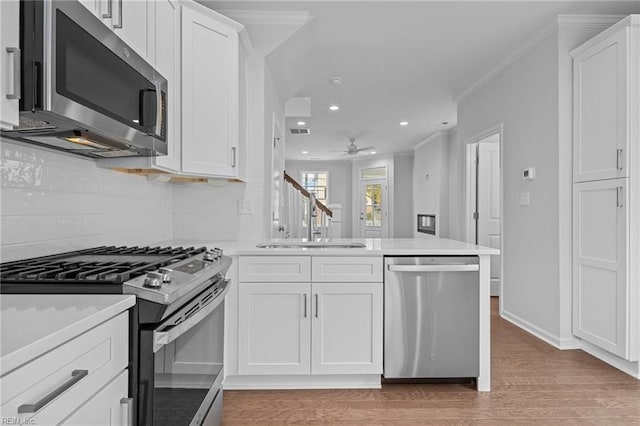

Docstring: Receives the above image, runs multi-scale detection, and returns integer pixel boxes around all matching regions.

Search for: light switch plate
[520,192,530,206]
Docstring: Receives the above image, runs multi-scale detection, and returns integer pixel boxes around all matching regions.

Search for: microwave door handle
[154,80,162,137]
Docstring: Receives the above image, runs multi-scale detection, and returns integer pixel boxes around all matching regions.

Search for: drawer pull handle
[18,369,89,413]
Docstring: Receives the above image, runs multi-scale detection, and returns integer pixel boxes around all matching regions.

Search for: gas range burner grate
[0,246,207,285]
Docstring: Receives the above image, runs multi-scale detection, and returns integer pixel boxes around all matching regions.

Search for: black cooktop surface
[0,246,207,293]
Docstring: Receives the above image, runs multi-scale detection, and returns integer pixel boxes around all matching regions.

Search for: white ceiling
[202,1,640,161]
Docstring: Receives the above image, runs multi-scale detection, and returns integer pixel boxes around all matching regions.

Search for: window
[301,171,329,227]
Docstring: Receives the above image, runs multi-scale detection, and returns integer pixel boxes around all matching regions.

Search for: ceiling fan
[332,137,375,156]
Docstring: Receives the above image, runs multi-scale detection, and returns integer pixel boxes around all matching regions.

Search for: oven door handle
[153,280,229,353]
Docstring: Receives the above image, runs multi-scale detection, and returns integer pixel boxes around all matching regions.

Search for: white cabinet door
[573,179,629,358]
[61,370,129,426]
[181,6,239,177]
[311,282,383,375]
[112,0,152,61]
[573,27,629,182]
[238,282,311,375]
[0,0,19,130]
[152,0,181,172]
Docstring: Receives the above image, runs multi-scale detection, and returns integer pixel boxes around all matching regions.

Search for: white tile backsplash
[1,140,267,262]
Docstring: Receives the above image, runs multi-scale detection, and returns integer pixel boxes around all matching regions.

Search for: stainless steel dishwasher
[384,256,479,379]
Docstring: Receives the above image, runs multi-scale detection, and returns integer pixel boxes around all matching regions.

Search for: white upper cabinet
[1,0,20,130]
[79,0,152,61]
[152,0,181,172]
[181,3,240,178]
[572,23,632,182]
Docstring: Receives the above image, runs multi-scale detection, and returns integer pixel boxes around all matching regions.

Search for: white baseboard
[501,310,639,379]
[579,340,640,379]
[500,309,576,349]
[223,374,381,390]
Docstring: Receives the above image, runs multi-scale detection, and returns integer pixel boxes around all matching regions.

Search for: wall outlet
[519,192,530,206]
[238,199,254,215]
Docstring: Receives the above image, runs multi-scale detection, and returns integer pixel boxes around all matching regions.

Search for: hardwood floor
[223,298,640,425]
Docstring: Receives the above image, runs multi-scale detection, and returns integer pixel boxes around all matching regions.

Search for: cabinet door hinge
[473,212,479,220]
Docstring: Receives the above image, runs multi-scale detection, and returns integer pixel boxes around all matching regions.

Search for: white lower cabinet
[238,282,311,375]
[311,282,383,375]
[237,256,384,378]
[61,370,130,426]
[1,312,130,425]
[573,178,633,359]
[0,0,19,130]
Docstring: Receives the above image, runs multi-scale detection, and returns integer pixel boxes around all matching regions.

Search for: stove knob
[158,268,173,283]
[144,272,163,288]
[203,250,216,262]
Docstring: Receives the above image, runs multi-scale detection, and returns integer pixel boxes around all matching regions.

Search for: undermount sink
[256,241,367,249]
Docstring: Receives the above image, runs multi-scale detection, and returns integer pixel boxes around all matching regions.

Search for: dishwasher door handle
[387,264,479,272]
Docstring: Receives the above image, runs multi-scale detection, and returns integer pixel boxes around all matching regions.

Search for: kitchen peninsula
[178,238,498,392]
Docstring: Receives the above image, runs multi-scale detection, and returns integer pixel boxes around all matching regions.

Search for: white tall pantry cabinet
[572,15,639,362]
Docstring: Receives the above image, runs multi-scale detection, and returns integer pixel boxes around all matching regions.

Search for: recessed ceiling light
[329,105,340,111]
[302,150,309,154]
[370,151,377,155]
[329,77,342,86]
[297,121,306,126]
[440,121,449,127]
[400,121,409,126]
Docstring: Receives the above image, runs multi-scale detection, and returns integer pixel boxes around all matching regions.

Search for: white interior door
[477,139,501,296]
[359,179,388,238]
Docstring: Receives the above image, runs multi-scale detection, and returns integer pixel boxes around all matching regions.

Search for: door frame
[464,124,504,302]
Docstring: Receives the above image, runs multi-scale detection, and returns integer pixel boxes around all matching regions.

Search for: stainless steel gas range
[0,245,231,426]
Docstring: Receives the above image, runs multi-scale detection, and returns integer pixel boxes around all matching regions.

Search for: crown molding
[413,130,448,150]
[453,14,624,104]
[217,10,312,26]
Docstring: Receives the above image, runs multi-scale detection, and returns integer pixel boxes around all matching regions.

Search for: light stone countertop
[0,295,135,375]
[154,238,499,257]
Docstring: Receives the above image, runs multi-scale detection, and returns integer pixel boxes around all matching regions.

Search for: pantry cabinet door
[311,282,383,375]
[573,179,629,359]
[238,283,311,375]
[573,27,629,182]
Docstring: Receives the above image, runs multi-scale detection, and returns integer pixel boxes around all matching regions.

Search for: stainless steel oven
[139,277,228,426]
[1,0,167,158]
[0,245,231,426]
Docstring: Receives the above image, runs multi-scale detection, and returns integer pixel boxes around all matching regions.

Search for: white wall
[453,19,630,348]
[1,140,174,262]
[394,153,414,238]
[284,159,352,238]
[413,131,451,238]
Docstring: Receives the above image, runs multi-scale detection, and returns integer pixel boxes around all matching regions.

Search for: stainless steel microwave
[1,0,167,158]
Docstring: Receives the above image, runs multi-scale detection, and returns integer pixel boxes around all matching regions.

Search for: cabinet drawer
[239,256,311,282]
[1,312,129,423]
[312,257,383,282]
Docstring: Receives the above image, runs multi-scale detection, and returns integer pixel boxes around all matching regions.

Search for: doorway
[359,178,388,238]
[466,128,502,297]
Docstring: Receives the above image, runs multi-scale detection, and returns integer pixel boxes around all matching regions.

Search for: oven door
[29,0,167,152]
[139,281,228,426]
